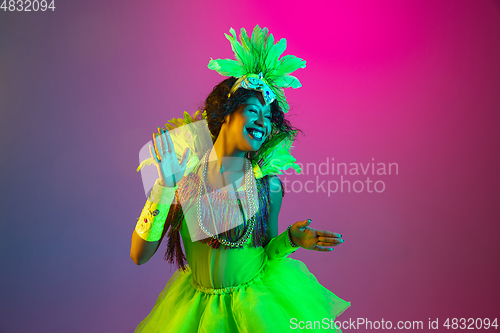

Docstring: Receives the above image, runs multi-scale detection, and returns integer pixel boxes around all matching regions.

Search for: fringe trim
[163,190,188,272]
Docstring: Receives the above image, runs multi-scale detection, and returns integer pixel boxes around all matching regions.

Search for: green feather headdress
[206,25,305,176]
[208,25,306,113]
[137,26,304,178]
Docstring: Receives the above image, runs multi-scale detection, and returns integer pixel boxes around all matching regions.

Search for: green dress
[135,156,351,332]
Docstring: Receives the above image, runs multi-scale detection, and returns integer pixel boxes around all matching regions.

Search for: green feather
[265,33,275,55]
[164,111,201,130]
[274,55,306,76]
[207,25,306,114]
[208,58,244,77]
[183,111,193,124]
[253,130,302,176]
[250,26,266,69]
[225,28,250,65]
[274,75,302,89]
[264,38,286,72]
[136,157,155,172]
[274,88,289,113]
[239,28,251,50]
[239,28,254,71]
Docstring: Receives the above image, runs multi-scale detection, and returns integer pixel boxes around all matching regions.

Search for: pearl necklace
[197,151,257,248]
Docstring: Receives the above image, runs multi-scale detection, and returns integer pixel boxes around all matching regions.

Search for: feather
[264,33,275,57]
[239,27,251,51]
[250,26,266,71]
[170,118,184,127]
[207,25,306,117]
[274,88,289,113]
[239,28,254,72]
[207,58,244,77]
[192,110,203,121]
[136,157,155,172]
[259,28,272,64]
[252,160,264,179]
[253,131,302,176]
[225,28,249,65]
[274,55,306,76]
[183,111,195,124]
[274,75,302,89]
[264,38,286,72]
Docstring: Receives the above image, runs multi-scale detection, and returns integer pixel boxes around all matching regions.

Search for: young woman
[131,26,350,332]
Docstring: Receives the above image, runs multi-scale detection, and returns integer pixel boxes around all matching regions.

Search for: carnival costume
[133,26,351,332]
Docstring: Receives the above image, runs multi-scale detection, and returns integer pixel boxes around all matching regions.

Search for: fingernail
[307,219,311,222]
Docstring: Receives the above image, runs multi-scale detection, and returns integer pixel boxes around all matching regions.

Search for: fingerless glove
[264,226,300,260]
[135,178,178,242]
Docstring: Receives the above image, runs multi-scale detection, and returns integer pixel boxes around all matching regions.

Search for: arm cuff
[264,228,299,260]
[149,178,178,204]
[135,179,178,242]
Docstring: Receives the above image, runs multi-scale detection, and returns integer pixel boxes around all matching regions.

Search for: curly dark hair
[203,77,302,156]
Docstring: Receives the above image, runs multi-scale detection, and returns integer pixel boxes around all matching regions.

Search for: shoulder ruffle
[250,130,302,179]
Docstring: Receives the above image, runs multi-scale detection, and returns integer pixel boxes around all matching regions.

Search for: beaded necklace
[197,151,257,248]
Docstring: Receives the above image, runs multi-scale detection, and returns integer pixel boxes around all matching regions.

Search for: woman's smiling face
[223,94,272,152]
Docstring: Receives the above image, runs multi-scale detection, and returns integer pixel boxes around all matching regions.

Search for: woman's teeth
[248,129,263,141]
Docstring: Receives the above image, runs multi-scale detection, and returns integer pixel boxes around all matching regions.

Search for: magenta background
[1,0,499,332]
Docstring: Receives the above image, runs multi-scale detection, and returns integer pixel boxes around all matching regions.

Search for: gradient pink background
[1,0,499,332]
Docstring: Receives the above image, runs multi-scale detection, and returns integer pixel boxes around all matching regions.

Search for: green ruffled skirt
[134,258,351,332]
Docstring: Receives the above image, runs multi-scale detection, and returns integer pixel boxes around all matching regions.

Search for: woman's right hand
[149,128,190,188]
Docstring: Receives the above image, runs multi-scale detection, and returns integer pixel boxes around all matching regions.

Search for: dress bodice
[179,220,267,289]
[177,175,268,289]
[171,152,274,289]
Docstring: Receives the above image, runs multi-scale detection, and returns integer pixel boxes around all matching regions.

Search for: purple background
[1,0,499,332]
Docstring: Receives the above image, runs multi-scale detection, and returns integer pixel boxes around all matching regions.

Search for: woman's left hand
[290,219,344,251]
